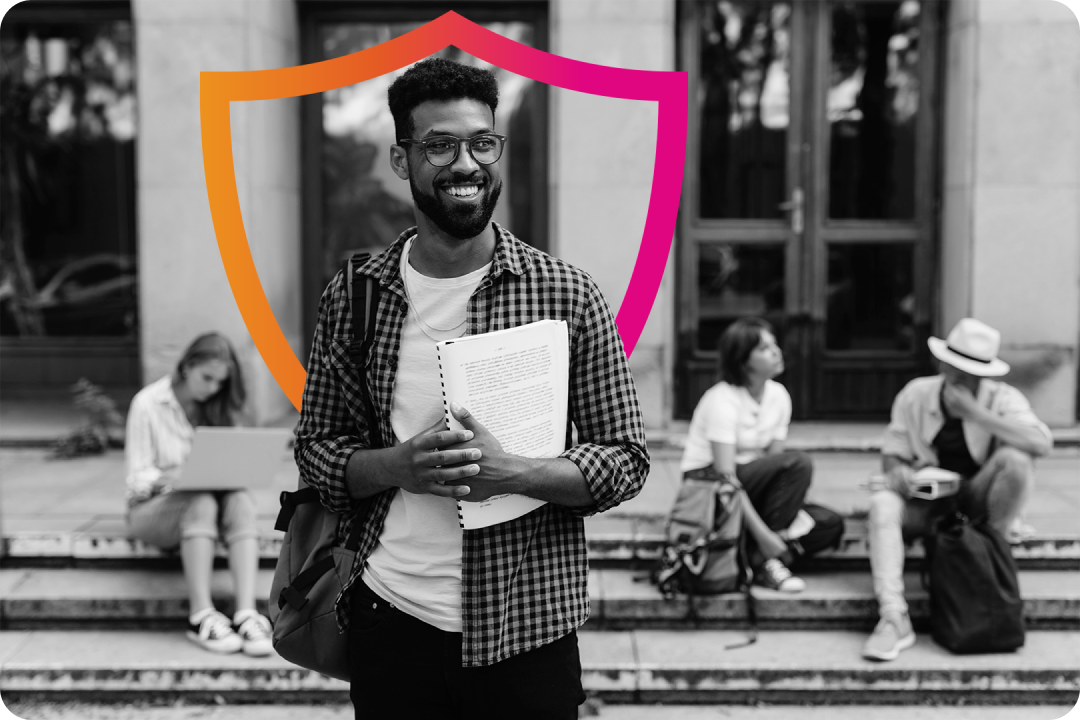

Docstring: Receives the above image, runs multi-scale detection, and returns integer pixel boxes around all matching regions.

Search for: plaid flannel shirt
[294,224,649,667]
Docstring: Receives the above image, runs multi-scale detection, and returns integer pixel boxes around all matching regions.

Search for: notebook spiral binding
[435,343,465,528]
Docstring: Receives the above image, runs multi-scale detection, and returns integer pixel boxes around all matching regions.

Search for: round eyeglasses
[398,133,507,167]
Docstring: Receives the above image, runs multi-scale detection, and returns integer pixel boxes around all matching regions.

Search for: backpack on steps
[652,466,757,647]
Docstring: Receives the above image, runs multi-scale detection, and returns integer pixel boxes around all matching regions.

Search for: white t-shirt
[361,238,490,633]
[680,380,792,471]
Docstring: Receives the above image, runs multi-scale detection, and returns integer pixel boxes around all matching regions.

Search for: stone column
[134,0,301,425]
[941,0,1079,424]
[550,0,677,429]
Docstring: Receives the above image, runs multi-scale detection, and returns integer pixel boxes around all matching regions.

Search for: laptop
[170,427,295,491]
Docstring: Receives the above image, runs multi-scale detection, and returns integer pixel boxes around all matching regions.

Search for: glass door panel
[697,243,787,351]
[698,1,793,220]
[825,242,914,351]
[827,1,921,220]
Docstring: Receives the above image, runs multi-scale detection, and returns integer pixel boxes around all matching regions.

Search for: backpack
[652,467,757,647]
[268,252,380,680]
[922,511,1025,654]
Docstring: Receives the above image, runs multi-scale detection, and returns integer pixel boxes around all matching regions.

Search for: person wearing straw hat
[861,318,1053,661]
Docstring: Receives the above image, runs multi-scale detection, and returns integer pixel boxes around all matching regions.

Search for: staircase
[2,508,1078,707]
[2,436,1078,711]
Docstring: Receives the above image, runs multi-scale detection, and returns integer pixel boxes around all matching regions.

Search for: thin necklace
[403,247,468,336]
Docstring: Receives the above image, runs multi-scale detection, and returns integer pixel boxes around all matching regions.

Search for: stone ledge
[1,630,1077,705]
[1,568,1077,631]
[5,516,1077,572]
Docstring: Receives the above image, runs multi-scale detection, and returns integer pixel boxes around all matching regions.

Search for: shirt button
[372,603,378,610]
[388,357,397,369]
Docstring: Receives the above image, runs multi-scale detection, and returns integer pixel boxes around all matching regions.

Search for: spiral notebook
[436,320,570,529]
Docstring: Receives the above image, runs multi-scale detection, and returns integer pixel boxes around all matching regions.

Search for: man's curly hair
[388,57,500,141]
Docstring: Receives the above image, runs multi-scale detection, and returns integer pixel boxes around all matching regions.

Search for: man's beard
[410,172,502,240]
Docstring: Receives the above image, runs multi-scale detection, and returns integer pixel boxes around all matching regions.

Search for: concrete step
[589,568,1080,631]
[2,567,1077,631]
[3,703,1077,720]
[3,515,1078,572]
[587,515,1080,572]
[0,515,285,567]
[1,629,1077,705]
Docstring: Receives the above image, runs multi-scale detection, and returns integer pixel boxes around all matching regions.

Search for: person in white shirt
[680,318,813,593]
[124,332,272,657]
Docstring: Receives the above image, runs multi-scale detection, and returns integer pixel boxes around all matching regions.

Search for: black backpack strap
[724,495,758,650]
[278,555,336,611]
[274,487,321,532]
[345,252,381,444]
[346,252,379,367]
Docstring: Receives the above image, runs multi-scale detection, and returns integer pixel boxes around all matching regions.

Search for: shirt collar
[149,374,183,411]
[357,222,531,295]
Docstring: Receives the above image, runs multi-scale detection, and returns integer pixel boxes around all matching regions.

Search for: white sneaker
[187,610,243,654]
[755,557,807,593]
[234,613,274,657]
[862,612,916,661]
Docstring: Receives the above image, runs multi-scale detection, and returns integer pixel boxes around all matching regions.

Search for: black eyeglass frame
[397,133,508,167]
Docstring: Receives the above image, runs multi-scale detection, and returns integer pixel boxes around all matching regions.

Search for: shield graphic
[201,11,687,411]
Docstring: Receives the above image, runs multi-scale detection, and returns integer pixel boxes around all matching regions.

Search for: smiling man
[294,57,649,719]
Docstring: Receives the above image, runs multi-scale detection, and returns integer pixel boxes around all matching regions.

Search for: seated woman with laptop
[124,332,274,656]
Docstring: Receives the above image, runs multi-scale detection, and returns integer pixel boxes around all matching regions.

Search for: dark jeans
[735,451,813,567]
[348,579,584,720]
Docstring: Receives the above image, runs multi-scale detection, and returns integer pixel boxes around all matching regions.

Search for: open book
[864,467,962,500]
[436,320,570,529]
[909,467,962,500]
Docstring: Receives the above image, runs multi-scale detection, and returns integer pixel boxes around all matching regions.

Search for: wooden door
[677,0,940,419]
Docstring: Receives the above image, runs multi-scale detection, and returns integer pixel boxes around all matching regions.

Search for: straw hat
[928,318,1010,377]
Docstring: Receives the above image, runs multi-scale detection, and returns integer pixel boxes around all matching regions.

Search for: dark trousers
[348,579,584,720]
[735,451,813,567]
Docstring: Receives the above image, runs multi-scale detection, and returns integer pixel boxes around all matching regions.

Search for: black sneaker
[186,610,243,654]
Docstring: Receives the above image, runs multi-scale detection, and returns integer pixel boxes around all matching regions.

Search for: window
[0,3,137,339]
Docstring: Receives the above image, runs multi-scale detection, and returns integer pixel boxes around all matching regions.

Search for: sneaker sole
[242,643,275,657]
[186,630,242,654]
[753,579,807,593]
[862,631,916,662]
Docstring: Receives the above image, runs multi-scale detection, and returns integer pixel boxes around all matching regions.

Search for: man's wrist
[345,446,398,499]
[502,455,539,495]
[511,456,594,507]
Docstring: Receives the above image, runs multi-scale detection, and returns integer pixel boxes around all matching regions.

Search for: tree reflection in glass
[698,1,791,220]
[828,1,920,220]
[0,18,137,337]
[697,243,786,351]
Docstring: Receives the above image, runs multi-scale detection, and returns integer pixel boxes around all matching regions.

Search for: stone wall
[134,0,300,425]
[550,0,677,430]
[941,0,1079,424]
